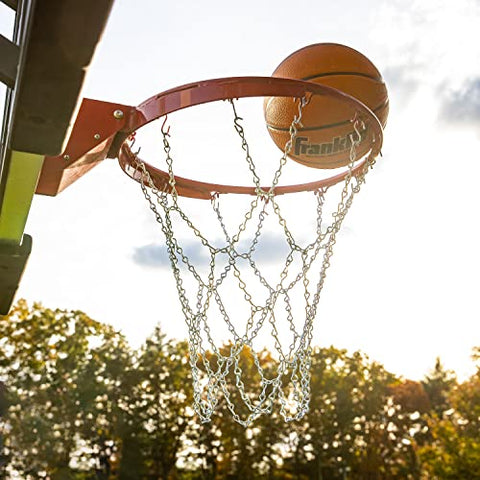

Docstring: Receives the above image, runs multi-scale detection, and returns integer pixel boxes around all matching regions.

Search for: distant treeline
[0,300,479,479]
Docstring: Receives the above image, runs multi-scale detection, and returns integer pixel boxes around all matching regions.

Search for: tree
[279,347,419,480]
[119,327,195,480]
[0,380,8,474]
[192,345,283,480]
[418,412,480,479]
[0,300,132,479]
[385,379,431,479]
[418,349,480,479]
[422,358,456,417]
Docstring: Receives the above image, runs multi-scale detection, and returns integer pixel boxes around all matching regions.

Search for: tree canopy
[0,300,478,479]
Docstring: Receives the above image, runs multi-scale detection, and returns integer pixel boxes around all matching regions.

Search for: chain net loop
[132,96,375,427]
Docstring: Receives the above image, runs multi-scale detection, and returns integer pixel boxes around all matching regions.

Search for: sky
[2,0,480,381]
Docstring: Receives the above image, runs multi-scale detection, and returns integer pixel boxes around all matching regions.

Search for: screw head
[63,154,70,161]
[94,133,101,140]
[113,109,124,120]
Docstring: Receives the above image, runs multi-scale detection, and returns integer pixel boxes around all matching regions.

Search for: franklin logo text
[294,129,368,157]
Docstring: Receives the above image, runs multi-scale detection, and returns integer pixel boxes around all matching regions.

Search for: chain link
[133,98,374,426]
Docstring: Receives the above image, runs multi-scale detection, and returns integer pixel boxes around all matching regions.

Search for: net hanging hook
[161,115,171,136]
[128,131,137,149]
[210,191,221,208]
[351,114,366,143]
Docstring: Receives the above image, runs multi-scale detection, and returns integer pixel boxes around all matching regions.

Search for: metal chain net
[131,97,374,427]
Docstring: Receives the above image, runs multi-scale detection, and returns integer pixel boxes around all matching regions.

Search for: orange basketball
[264,43,389,169]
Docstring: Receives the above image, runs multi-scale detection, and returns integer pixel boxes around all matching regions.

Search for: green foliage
[0,300,132,479]
[1,300,480,479]
[418,368,480,479]
[280,347,417,480]
[120,327,194,479]
[192,346,283,480]
[422,358,456,417]
[418,417,480,479]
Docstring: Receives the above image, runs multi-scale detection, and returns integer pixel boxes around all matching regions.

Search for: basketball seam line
[300,71,383,82]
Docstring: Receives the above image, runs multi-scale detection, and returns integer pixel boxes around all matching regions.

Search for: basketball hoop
[116,76,384,426]
[117,77,382,199]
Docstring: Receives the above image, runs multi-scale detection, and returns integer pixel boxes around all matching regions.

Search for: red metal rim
[117,76,383,199]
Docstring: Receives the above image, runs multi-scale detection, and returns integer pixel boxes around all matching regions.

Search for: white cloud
[372,0,480,110]
[439,78,480,126]
[132,232,292,269]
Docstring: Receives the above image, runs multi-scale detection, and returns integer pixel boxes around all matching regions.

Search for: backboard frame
[0,0,115,314]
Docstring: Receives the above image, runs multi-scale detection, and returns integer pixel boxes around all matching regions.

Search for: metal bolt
[113,109,124,120]
[63,154,70,161]
[94,133,101,140]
